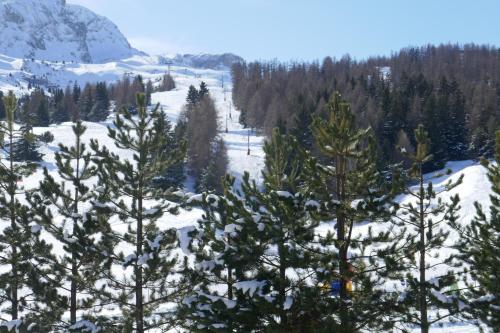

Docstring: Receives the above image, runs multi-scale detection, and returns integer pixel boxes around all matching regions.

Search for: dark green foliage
[11,124,42,162]
[20,89,50,126]
[199,81,209,99]
[36,91,50,126]
[184,91,227,193]
[38,130,54,144]
[179,176,264,332]
[310,92,403,332]
[150,109,186,190]
[231,44,498,171]
[290,102,314,150]
[0,92,63,330]
[186,85,199,105]
[50,88,70,123]
[452,131,500,331]
[90,94,187,332]
[183,129,338,332]
[28,121,114,330]
[86,82,110,122]
[392,125,463,333]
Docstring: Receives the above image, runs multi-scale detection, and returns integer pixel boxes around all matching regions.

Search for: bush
[39,131,54,144]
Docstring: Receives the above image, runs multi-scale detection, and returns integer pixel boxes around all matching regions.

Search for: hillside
[0,0,141,63]
[0,1,495,332]
[19,66,490,333]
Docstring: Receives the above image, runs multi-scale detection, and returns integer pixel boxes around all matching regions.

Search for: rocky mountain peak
[0,0,141,63]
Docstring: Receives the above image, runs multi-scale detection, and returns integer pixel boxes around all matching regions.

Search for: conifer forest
[0,1,498,332]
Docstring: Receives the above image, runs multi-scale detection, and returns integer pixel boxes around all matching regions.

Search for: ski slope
[0,52,266,187]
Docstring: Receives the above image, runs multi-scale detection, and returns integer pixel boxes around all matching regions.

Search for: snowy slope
[0,48,490,332]
[0,1,473,331]
[22,71,489,332]
[0,0,141,63]
[0,2,491,326]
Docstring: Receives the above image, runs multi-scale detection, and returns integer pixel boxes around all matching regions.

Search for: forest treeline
[232,44,499,170]
[179,82,228,193]
[0,91,497,333]
[0,73,227,194]
[0,73,177,127]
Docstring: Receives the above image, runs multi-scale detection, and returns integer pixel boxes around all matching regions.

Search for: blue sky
[68,0,500,62]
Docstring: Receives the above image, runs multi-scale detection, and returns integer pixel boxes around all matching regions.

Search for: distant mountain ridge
[0,0,142,63]
[159,53,244,69]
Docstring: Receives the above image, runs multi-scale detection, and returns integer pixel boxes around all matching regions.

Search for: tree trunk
[136,125,145,333]
[70,259,77,324]
[136,201,144,333]
[9,131,18,320]
[227,266,233,300]
[419,167,429,333]
[71,139,81,324]
[337,155,350,331]
[278,243,287,328]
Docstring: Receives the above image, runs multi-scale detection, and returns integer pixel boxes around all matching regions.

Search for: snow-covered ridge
[159,53,244,70]
[0,0,142,63]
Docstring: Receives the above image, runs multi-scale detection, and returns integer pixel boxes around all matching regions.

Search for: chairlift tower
[165,60,173,75]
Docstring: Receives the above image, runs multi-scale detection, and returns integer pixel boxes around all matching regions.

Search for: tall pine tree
[0,92,62,331]
[310,92,402,332]
[28,121,113,330]
[90,94,187,332]
[393,125,463,333]
[182,129,336,332]
[150,110,186,190]
[452,130,499,331]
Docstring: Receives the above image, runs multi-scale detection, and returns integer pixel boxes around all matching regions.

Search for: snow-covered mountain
[0,0,141,63]
[159,53,244,70]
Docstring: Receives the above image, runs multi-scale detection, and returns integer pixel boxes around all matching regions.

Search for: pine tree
[79,84,96,121]
[36,90,50,126]
[393,124,463,333]
[290,103,313,150]
[145,80,153,106]
[51,88,70,124]
[310,92,402,332]
[87,82,109,122]
[0,92,62,331]
[150,110,186,190]
[182,129,336,332]
[179,176,264,332]
[444,80,468,160]
[27,121,113,330]
[159,74,175,92]
[451,130,499,331]
[186,85,199,106]
[72,84,81,105]
[199,81,209,99]
[11,123,42,162]
[90,94,187,332]
[198,138,228,194]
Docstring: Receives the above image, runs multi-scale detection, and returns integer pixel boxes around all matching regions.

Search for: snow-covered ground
[0,54,492,332]
[0,51,266,186]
